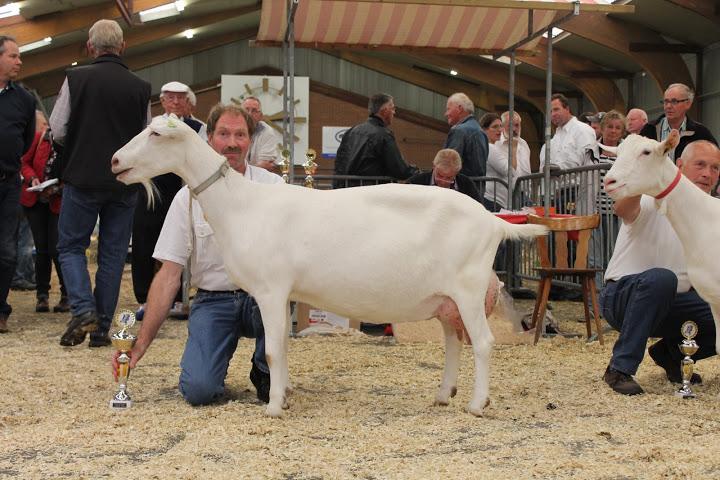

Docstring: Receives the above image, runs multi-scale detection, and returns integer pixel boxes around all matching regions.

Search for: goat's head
[603,130,680,200]
[112,115,196,203]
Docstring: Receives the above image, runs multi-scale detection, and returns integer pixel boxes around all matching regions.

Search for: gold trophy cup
[279,147,291,183]
[303,148,318,188]
[676,320,699,399]
[110,309,137,410]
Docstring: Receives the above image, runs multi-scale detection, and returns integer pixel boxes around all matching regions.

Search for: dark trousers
[0,175,21,316]
[600,268,716,375]
[24,202,66,299]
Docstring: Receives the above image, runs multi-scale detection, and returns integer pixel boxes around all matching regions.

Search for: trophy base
[675,388,696,399]
[109,398,133,410]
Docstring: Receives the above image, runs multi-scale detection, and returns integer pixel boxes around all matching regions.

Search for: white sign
[309,309,350,329]
[322,126,350,158]
[221,75,310,164]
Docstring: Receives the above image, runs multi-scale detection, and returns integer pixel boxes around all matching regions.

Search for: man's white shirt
[153,163,284,291]
[539,116,596,170]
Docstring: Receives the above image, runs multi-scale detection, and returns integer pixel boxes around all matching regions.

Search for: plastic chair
[526,214,604,345]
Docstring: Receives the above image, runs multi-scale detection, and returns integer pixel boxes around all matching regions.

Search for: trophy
[110,309,137,410]
[302,148,318,188]
[279,147,291,183]
[676,320,699,399]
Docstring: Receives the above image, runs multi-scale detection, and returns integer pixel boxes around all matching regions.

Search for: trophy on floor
[110,309,137,410]
[676,320,699,399]
[279,146,291,183]
[303,148,318,188]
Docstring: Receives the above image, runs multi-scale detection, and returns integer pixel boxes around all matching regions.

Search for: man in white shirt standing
[113,103,284,405]
[539,93,596,171]
[242,96,282,171]
[600,141,720,395]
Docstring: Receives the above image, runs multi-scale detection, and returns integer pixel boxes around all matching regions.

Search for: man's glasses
[662,98,689,106]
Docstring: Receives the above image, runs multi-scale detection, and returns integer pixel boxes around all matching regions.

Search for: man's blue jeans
[600,268,716,376]
[57,184,137,335]
[0,175,21,316]
[179,290,268,405]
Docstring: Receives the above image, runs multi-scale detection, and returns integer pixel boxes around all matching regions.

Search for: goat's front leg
[256,296,291,417]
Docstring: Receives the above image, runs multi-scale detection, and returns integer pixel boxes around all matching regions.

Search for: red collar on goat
[655,169,683,200]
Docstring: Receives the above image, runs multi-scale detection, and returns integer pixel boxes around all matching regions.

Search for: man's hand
[111,342,148,381]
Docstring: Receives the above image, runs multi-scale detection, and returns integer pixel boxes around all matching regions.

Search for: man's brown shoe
[603,366,644,396]
[0,313,8,333]
[53,296,71,313]
[60,311,98,346]
[36,296,50,313]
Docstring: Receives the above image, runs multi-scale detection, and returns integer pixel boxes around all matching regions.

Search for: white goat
[112,116,547,417]
[604,132,720,354]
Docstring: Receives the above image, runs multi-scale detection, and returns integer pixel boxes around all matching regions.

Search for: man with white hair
[484,111,532,210]
[50,19,151,347]
[625,108,647,135]
[444,92,488,178]
[640,83,717,161]
[241,96,282,171]
[184,88,207,140]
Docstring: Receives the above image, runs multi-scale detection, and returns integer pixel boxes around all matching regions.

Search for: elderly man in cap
[131,81,206,322]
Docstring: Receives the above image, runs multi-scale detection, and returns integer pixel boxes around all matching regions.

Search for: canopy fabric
[256,0,611,54]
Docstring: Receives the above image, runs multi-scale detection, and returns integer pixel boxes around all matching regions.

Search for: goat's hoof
[434,399,449,407]
[265,403,284,418]
[467,398,490,417]
[450,386,457,398]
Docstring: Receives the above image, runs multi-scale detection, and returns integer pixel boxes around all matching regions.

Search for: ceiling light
[19,37,52,53]
[0,2,20,19]
[450,70,458,76]
[139,1,186,23]
[183,29,194,39]
[71,61,78,66]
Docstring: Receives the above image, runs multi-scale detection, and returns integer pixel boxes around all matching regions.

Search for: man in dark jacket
[640,83,717,161]
[0,35,36,333]
[50,19,151,347]
[407,149,482,203]
[444,92,488,179]
[333,93,418,187]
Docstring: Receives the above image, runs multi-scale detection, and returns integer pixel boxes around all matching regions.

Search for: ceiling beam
[629,43,702,54]
[570,70,634,79]
[560,11,694,101]
[23,28,257,98]
[519,38,627,112]
[115,0,134,27]
[324,49,517,113]
[415,53,553,112]
[18,5,261,80]
[664,0,720,26]
[339,0,634,13]
[7,0,170,46]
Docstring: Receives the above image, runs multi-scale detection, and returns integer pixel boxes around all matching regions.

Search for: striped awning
[255,0,630,54]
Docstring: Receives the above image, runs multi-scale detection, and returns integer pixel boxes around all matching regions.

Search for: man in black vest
[0,35,36,334]
[50,19,151,347]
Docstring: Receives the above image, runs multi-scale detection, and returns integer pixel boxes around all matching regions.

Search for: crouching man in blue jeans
[600,141,720,395]
[112,104,284,404]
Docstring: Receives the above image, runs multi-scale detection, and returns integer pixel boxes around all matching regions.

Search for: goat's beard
[140,179,160,210]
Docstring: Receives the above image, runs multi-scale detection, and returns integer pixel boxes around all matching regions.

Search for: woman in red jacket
[20,116,68,313]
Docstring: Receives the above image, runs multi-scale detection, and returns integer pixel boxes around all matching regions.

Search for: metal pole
[287,0,298,185]
[508,50,515,210]
[543,27,553,217]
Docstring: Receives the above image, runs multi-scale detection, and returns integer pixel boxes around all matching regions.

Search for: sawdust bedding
[2,270,720,479]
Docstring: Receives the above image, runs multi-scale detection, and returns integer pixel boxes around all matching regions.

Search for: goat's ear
[598,142,618,155]
[662,129,680,155]
[149,116,183,137]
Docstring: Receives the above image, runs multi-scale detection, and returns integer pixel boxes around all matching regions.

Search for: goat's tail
[499,222,549,241]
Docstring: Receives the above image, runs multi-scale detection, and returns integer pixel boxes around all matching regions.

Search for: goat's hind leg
[458,298,494,417]
[435,320,463,406]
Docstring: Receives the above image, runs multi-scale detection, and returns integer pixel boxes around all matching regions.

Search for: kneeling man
[113,104,284,404]
[601,140,720,395]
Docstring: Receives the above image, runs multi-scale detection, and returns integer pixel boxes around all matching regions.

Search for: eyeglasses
[662,98,689,106]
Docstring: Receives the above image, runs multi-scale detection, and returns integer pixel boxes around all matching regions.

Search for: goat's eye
[150,131,160,137]
[641,149,651,156]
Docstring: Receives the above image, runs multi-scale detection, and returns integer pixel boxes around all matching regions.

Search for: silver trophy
[110,309,137,410]
[675,320,699,399]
